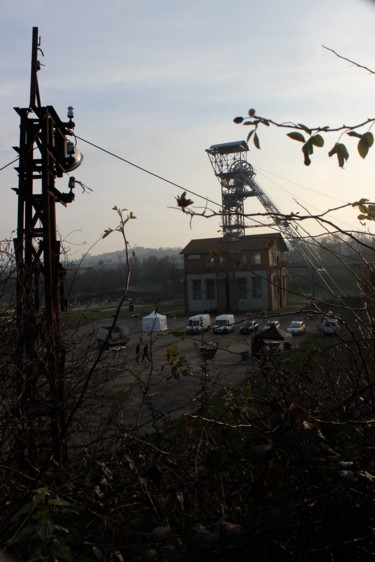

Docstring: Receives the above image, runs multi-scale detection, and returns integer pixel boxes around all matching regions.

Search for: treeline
[3,233,374,305]
[286,232,375,265]
[65,254,184,302]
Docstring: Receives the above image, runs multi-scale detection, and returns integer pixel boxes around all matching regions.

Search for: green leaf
[246,130,255,143]
[336,143,349,168]
[253,133,260,149]
[347,131,362,138]
[92,546,104,559]
[358,132,374,159]
[357,214,367,221]
[9,523,35,544]
[233,116,243,124]
[311,134,324,148]
[338,470,357,486]
[363,132,374,147]
[36,517,54,542]
[50,540,73,561]
[287,132,305,143]
[305,138,314,154]
[358,137,369,159]
[48,498,74,508]
[102,228,113,239]
[302,139,314,166]
[10,501,35,522]
[330,143,349,167]
[328,144,337,157]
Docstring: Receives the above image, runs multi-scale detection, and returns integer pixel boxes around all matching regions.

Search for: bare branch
[322,45,375,75]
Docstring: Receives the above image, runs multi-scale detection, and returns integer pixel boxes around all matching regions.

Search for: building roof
[180,233,289,255]
[206,140,249,155]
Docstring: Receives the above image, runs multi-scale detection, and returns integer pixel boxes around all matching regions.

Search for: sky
[1,0,375,258]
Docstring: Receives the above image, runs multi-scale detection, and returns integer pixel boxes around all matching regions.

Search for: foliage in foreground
[1,331,374,562]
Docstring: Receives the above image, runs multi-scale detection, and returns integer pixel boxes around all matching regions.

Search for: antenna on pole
[30,26,42,110]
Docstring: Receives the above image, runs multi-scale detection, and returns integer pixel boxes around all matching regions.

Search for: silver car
[287,320,306,335]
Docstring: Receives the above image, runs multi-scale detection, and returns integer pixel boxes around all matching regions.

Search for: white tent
[142,311,168,333]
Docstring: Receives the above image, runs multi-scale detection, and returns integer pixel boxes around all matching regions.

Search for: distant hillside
[78,246,182,266]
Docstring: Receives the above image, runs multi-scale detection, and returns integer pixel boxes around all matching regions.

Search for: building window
[188,254,200,260]
[233,252,246,266]
[219,253,231,266]
[192,279,202,300]
[205,254,214,267]
[206,279,216,300]
[250,250,261,265]
[252,277,262,298]
[237,277,247,299]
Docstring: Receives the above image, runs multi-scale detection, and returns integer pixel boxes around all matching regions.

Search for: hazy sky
[1,0,375,257]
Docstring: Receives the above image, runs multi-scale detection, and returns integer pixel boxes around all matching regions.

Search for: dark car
[262,320,281,331]
[240,319,259,335]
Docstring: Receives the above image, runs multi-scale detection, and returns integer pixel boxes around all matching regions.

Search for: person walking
[141,343,150,362]
[135,342,141,362]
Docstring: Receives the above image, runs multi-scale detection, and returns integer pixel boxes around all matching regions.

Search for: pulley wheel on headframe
[230,160,254,176]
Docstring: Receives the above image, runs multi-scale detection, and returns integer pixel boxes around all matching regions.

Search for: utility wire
[257,166,348,204]
[76,135,222,210]
[1,135,360,236]
[76,136,357,234]
[0,157,18,172]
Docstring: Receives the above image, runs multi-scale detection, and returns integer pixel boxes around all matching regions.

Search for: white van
[213,314,235,334]
[186,314,211,334]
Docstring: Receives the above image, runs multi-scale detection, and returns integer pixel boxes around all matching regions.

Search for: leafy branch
[102,205,137,242]
[234,109,375,167]
[234,44,375,168]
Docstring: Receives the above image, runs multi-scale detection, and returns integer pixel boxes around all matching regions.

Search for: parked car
[240,319,259,335]
[322,317,341,335]
[262,320,281,331]
[287,320,306,335]
[213,314,235,334]
[97,324,130,348]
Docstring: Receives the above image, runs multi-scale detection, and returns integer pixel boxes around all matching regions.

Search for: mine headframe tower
[206,140,344,298]
[12,27,83,465]
[206,140,253,239]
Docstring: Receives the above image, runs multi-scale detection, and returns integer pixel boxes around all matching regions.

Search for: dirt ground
[68,314,315,434]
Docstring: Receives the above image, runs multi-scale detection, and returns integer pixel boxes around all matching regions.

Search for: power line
[75,135,222,210]
[257,166,348,204]
[0,157,18,172]
[2,133,362,236]
[256,167,359,231]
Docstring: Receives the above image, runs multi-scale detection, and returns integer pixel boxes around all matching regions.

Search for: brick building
[180,233,288,313]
